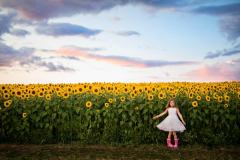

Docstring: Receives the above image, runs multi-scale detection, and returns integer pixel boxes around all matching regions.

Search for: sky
[0,0,240,83]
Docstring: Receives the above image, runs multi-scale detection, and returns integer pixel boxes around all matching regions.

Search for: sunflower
[114,86,118,91]
[147,94,154,101]
[224,95,230,102]
[15,89,22,98]
[202,90,207,95]
[78,86,84,93]
[62,92,69,99]
[100,86,105,92]
[107,86,112,92]
[86,101,92,108]
[205,96,210,102]
[45,94,51,100]
[217,96,223,103]
[11,90,16,96]
[30,89,36,96]
[144,87,148,92]
[196,95,201,101]
[158,91,165,100]
[3,93,10,99]
[120,96,125,102]
[3,89,8,94]
[57,91,62,97]
[130,92,136,99]
[67,87,72,93]
[108,98,113,104]
[138,88,143,93]
[25,94,30,99]
[22,112,27,118]
[21,93,26,99]
[4,99,12,108]
[213,93,218,99]
[1,86,6,90]
[104,102,109,108]
[123,87,129,93]
[172,93,176,98]
[92,87,100,95]
[152,87,156,92]
[115,90,120,95]
[56,87,60,91]
[38,91,44,98]
[192,101,198,108]
[188,92,194,99]
[132,86,136,91]
[224,103,228,109]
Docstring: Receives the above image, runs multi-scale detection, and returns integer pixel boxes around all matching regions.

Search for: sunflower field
[0,82,239,145]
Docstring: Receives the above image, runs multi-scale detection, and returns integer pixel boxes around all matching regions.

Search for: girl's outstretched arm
[176,108,186,125]
[152,108,168,120]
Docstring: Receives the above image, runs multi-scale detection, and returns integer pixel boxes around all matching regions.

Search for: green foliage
[0,92,239,146]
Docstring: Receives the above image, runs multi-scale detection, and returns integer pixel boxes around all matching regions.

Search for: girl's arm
[152,108,168,120]
[176,108,186,125]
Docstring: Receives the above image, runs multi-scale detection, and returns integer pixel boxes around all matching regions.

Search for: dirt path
[0,144,239,160]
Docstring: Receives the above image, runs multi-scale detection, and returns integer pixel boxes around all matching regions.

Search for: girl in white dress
[152,98,186,148]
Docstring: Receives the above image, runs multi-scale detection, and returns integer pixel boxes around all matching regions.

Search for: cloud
[204,44,240,59]
[192,3,240,16]
[35,22,102,37]
[47,55,81,61]
[234,43,240,48]
[0,0,126,20]
[204,52,221,59]
[192,3,240,41]
[226,58,240,64]
[56,46,199,68]
[116,31,140,36]
[2,0,239,42]
[0,42,33,66]
[10,28,30,37]
[0,12,33,39]
[2,1,239,41]
[20,56,75,72]
[64,45,103,52]
[0,0,188,20]
[111,16,121,21]
[219,15,240,41]
[222,49,240,56]
[0,42,74,72]
[183,60,240,81]
[0,12,15,37]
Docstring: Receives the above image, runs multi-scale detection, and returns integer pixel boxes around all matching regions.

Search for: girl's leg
[168,131,172,139]
[173,131,178,139]
[167,132,173,147]
[172,131,179,148]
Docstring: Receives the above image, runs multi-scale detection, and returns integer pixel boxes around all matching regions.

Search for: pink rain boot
[167,138,174,148]
[173,138,179,148]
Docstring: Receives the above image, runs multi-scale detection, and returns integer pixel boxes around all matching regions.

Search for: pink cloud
[183,61,240,81]
[57,47,147,68]
[57,47,91,58]
[56,46,198,68]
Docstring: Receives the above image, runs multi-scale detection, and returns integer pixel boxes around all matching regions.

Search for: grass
[0,143,239,160]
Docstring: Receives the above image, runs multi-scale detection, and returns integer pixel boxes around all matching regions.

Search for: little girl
[152,98,186,148]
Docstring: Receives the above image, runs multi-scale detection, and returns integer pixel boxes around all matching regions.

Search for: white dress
[156,107,186,132]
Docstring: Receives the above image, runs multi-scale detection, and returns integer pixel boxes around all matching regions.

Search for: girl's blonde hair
[165,98,178,109]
